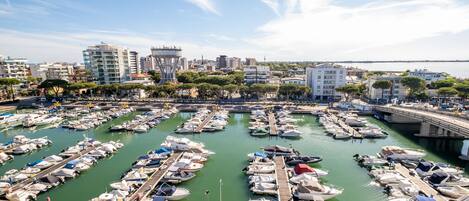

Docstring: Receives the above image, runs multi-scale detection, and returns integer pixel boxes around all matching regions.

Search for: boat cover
[294,164,315,175]
[428,172,449,185]
[64,159,79,169]
[264,145,292,153]
[254,152,268,158]
[27,159,43,167]
[416,162,433,172]
[154,148,172,154]
[415,195,436,201]
[297,180,324,193]
[40,175,62,184]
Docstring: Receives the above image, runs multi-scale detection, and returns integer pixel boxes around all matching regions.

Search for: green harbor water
[0,112,467,201]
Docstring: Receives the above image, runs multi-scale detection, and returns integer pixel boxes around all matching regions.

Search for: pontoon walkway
[194,111,216,133]
[394,163,447,201]
[127,152,184,200]
[268,112,278,136]
[10,144,100,192]
[274,156,293,201]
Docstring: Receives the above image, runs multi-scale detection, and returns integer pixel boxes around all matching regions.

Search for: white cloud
[251,0,469,60]
[185,0,219,15]
[261,0,280,15]
[0,29,263,63]
[207,34,235,41]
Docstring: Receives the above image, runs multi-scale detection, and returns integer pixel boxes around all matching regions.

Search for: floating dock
[394,163,446,201]
[193,111,216,133]
[10,145,99,192]
[127,152,183,200]
[273,156,293,201]
[268,112,278,136]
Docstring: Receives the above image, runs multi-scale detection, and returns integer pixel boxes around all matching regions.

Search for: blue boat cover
[416,195,436,201]
[154,147,171,154]
[27,159,43,167]
[0,113,13,117]
[64,159,79,169]
[254,152,267,158]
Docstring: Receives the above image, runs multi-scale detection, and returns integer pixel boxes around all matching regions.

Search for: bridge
[374,105,469,139]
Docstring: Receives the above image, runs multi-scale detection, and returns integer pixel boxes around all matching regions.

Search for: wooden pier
[10,145,99,192]
[329,113,362,138]
[128,152,183,201]
[273,156,292,201]
[193,111,216,133]
[268,112,278,136]
[394,164,446,201]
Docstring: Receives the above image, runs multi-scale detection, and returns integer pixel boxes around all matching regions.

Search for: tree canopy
[38,79,69,97]
[335,84,359,101]
[401,77,426,98]
[0,78,21,100]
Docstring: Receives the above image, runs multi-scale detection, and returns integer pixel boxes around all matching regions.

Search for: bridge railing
[375,106,469,137]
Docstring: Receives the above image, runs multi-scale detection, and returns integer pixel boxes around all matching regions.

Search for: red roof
[294,164,315,175]
[129,73,149,78]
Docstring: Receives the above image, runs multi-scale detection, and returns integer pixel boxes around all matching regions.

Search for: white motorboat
[354,154,388,167]
[22,114,47,127]
[428,172,469,187]
[43,155,63,163]
[281,129,302,138]
[245,165,275,175]
[379,146,426,161]
[164,171,196,183]
[0,152,13,164]
[437,186,469,199]
[169,159,204,173]
[344,117,367,127]
[52,168,77,178]
[293,180,343,200]
[181,152,207,163]
[6,190,37,201]
[249,174,276,184]
[36,115,63,126]
[123,169,149,181]
[110,180,131,192]
[152,184,190,200]
[415,161,464,177]
[250,182,277,195]
[290,174,320,184]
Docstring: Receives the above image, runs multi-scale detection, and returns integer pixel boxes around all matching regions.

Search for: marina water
[0,112,466,201]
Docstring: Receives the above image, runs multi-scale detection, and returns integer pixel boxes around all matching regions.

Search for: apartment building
[0,56,29,80]
[83,43,133,85]
[306,63,346,101]
[366,74,408,101]
[244,65,271,84]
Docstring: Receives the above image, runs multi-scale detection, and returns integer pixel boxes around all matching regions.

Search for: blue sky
[1,0,469,62]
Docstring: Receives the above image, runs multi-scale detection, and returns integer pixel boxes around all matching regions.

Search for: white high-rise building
[0,56,29,80]
[83,43,133,84]
[306,63,346,101]
[180,57,189,71]
[140,55,157,72]
[129,51,141,75]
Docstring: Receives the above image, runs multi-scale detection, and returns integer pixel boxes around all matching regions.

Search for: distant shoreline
[262,60,469,63]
